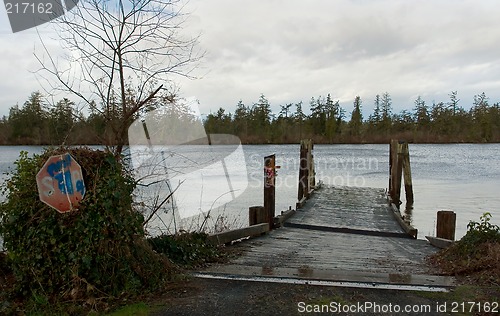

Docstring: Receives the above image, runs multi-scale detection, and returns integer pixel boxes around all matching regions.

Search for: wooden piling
[307,140,315,191]
[396,142,404,205]
[264,154,276,230]
[389,139,398,202]
[298,140,308,200]
[436,210,456,241]
[249,206,267,226]
[389,140,413,208]
[401,142,414,206]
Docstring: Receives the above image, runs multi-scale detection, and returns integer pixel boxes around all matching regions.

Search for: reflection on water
[0,144,499,239]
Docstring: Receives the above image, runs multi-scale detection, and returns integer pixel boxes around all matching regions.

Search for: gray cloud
[178,0,500,116]
[1,0,500,119]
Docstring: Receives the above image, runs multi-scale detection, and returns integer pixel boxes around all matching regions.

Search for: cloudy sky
[1,0,500,118]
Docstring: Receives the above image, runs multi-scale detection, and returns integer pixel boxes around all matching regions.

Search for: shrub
[428,212,500,285]
[0,147,171,309]
[148,232,222,268]
[457,212,500,256]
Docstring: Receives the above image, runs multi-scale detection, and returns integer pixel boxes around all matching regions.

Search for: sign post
[36,153,85,213]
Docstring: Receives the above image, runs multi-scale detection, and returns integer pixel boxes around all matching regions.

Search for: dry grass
[428,241,500,286]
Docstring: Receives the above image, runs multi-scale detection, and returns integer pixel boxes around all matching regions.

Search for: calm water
[1,144,499,239]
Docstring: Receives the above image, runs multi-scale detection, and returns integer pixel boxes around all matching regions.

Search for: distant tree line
[1,90,500,145]
[0,91,114,145]
[205,91,500,143]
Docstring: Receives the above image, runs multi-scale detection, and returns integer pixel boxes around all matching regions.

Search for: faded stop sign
[36,153,85,213]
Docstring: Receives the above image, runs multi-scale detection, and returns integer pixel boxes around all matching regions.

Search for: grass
[106,302,150,316]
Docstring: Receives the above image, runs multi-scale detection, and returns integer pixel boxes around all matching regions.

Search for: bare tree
[35,0,203,156]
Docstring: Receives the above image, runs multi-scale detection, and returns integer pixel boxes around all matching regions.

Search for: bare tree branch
[35,0,204,156]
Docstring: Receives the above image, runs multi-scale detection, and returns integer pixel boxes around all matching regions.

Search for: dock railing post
[307,140,315,191]
[401,142,414,206]
[389,139,401,206]
[249,206,266,226]
[389,140,413,209]
[264,154,276,230]
[298,140,307,201]
[436,210,456,241]
[395,141,404,206]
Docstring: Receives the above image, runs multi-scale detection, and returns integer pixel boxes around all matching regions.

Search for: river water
[1,144,499,240]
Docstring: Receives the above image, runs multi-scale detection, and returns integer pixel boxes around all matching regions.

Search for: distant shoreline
[1,140,500,147]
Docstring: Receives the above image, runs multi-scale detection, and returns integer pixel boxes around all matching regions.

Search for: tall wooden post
[264,154,276,230]
[401,142,414,206]
[436,210,456,241]
[389,139,401,205]
[389,140,394,194]
[298,141,307,201]
[394,142,404,206]
[307,140,315,191]
[389,140,413,209]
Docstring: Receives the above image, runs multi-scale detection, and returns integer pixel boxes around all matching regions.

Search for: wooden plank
[208,223,269,245]
[284,222,413,239]
[291,186,404,234]
[274,209,296,228]
[425,236,454,249]
[390,202,418,239]
[229,226,436,274]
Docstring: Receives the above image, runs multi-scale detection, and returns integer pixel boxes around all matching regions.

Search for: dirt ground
[150,277,494,316]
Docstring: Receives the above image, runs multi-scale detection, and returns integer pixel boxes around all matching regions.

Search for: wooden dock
[199,185,454,289]
[196,140,454,290]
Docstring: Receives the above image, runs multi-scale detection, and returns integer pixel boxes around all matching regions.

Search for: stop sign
[36,153,86,213]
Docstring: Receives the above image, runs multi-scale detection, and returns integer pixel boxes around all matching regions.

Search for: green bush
[148,232,222,268]
[459,212,500,252]
[0,147,171,308]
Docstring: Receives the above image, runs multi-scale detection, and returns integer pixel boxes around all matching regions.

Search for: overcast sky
[1,0,500,118]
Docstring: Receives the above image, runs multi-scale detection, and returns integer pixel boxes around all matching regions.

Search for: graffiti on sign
[36,153,85,213]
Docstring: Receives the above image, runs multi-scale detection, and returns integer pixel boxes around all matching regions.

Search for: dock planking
[203,185,453,288]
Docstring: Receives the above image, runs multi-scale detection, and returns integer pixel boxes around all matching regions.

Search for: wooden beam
[208,223,270,245]
[274,208,296,228]
[389,202,418,239]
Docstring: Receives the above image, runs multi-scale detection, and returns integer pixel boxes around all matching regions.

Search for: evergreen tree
[380,92,392,133]
[413,96,430,130]
[368,94,382,130]
[349,96,363,136]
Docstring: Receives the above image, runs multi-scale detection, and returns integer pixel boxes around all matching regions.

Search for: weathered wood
[208,223,269,245]
[264,154,276,229]
[307,140,315,191]
[436,210,456,241]
[425,236,454,249]
[394,142,404,206]
[401,142,414,206]
[390,202,418,239]
[274,208,296,228]
[389,139,399,202]
[249,206,266,226]
[389,140,413,208]
[298,139,315,202]
[203,185,451,286]
[226,220,437,275]
[297,141,306,201]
